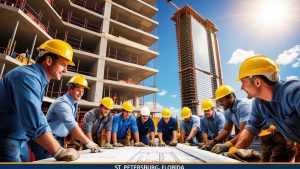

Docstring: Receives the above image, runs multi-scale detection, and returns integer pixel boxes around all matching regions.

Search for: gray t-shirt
[83,108,113,140]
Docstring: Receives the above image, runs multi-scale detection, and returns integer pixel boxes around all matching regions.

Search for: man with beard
[157,108,178,146]
[111,101,145,147]
[83,97,115,149]
[200,99,225,144]
[180,107,202,145]
[201,85,251,154]
[232,55,299,162]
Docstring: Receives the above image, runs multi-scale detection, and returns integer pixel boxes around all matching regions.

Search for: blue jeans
[0,137,28,162]
[28,135,64,161]
[140,134,150,145]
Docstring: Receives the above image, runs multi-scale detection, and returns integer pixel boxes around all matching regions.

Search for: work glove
[113,142,124,147]
[54,147,79,161]
[85,141,102,153]
[201,140,216,151]
[222,147,261,162]
[103,142,114,149]
[149,140,157,147]
[211,141,233,154]
[158,141,166,147]
[169,139,178,146]
[133,142,145,147]
[184,138,191,146]
[197,143,206,149]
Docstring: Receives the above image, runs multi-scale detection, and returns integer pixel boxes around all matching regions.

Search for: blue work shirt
[201,110,225,136]
[46,93,78,137]
[136,116,155,138]
[246,80,300,143]
[224,99,251,129]
[111,113,138,139]
[157,117,178,140]
[180,115,201,137]
[0,64,51,140]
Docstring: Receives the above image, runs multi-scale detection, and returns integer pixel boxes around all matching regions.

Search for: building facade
[0,0,158,112]
[172,5,223,115]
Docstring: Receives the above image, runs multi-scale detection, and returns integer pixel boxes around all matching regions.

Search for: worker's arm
[186,127,198,141]
[150,131,155,142]
[229,121,247,145]
[85,132,93,140]
[112,132,118,145]
[70,125,90,144]
[133,131,140,143]
[173,130,178,141]
[180,130,185,143]
[213,122,233,143]
[235,129,256,149]
[82,110,96,141]
[34,132,61,155]
[158,133,163,142]
[106,131,112,143]
[202,132,209,144]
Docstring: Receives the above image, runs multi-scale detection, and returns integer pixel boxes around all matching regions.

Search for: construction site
[2,0,298,165]
[0,0,243,163]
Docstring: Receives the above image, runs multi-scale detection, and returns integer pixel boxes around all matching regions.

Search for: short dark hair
[251,75,276,85]
[36,52,58,63]
[67,83,78,90]
[224,93,236,99]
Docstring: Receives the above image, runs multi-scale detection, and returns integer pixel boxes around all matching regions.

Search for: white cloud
[170,94,177,98]
[292,62,300,68]
[144,102,164,112]
[158,89,167,96]
[275,45,300,65]
[228,49,256,64]
[286,76,298,81]
[169,106,181,119]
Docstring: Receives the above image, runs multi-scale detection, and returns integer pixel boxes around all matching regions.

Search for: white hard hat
[141,106,150,116]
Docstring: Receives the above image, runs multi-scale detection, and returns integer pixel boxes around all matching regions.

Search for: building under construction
[0,0,159,114]
[171,5,223,116]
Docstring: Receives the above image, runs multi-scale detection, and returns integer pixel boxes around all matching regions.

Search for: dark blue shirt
[136,116,155,138]
[0,64,51,140]
[157,117,178,140]
[246,80,300,143]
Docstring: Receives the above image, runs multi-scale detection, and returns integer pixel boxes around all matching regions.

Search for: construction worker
[111,101,145,147]
[136,106,156,146]
[201,85,251,154]
[83,97,114,149]
[232,55,300,161]
[180,107,202,145]
[29,75,101,160]
[157,108,178,146]
[0,39,79,162]
[200,99,225,144]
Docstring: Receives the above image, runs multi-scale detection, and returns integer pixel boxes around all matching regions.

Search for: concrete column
[93,0,112,102]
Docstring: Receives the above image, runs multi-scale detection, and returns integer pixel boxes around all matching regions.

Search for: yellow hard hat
[236,55,279,82]
[201,99,215,111]
[101,97,114,109]
[161,108,172,118]
[181,107,191,119]
[214,85,235,100]
[67,75,89,89]
[37,39,75,66]
[121,101,134,112]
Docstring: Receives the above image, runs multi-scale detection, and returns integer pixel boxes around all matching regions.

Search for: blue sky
[145,0,300,116]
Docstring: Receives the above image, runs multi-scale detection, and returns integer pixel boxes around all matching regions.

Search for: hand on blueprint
[54,147,80,161]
